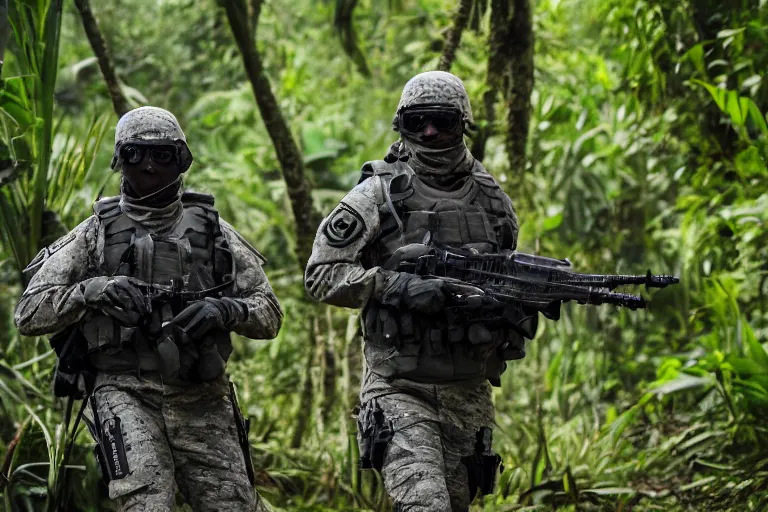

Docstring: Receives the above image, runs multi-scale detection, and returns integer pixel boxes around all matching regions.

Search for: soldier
[15,106,282,512]
[305,71,527,511]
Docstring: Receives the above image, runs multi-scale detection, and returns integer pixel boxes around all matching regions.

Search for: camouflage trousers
[89,371,269,512]
[358,371,498,512]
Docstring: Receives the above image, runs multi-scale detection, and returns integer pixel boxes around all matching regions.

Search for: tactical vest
[359,159,523,386]
[81,192,236,377]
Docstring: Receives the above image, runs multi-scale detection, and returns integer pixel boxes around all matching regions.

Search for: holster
[461,426,504,498]
[229,381,256,485]
[357,399,394,471]
[49,324,95,399]
[85,395,129,485]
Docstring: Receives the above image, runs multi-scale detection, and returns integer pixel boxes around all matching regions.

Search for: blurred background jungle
[2,0,768,510]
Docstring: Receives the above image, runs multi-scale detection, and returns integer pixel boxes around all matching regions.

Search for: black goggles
[120,145,177,166]
[398,107,463,134]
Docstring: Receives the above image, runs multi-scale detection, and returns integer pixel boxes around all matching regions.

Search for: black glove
[403,277,450,314]
[169,297,247,342]
[83,276,149,326]
[377,273,446,314]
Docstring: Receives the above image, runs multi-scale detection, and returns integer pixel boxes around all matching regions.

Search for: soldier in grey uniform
[305,71,529,511]
[15,106,281,512]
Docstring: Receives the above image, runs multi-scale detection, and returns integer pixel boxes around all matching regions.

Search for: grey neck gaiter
[399,122,475,179]
[119,176,183,233]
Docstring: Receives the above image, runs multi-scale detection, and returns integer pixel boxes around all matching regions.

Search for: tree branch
[437,0,474,72]
[73,0,130,117]
[334,0,371,77]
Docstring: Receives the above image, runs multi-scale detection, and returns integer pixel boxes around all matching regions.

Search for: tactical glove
[169,297,247,341]
[82,276,149,326]
[377,273,446,314]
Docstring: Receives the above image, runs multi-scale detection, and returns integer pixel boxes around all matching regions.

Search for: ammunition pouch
[363,302,522,384]
[229,381,256,485]
[357,399,394,471]
[461,426,503,499]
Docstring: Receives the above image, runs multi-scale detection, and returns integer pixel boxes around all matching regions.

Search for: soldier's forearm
[233,292,283,340]
[304,263,391,309]
[14,283,89,336]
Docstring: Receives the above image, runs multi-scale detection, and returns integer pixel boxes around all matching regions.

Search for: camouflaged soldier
[305,71,529,511]
[15,106,281,512]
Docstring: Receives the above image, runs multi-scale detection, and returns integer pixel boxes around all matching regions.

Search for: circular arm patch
[324,204,366,248]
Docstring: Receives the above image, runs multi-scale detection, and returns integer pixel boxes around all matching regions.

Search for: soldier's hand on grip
[401,276,447,314]
[169,297,246,341]
[83,276,149,326]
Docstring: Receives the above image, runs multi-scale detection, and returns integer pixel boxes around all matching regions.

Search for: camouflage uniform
[15,107,281,512]
[305,72,524,511]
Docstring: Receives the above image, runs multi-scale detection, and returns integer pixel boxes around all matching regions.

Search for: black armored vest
[359,159,522,386]
[82,192,235,369]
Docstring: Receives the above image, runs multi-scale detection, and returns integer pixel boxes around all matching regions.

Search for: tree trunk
[290,314,319,448]
[321,306,338,427]
[222,0,322,449]
[73,0,130,117]
[505,0,534,180]
[222,0,319,268]
[437,0,474,72]
[469,0,509,162]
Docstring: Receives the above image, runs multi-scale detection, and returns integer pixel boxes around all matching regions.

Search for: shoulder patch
[324,203,365,248]
[47,231,77,255]
[22,224,82,280]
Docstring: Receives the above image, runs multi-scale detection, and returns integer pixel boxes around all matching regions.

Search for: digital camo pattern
[15,216,100,336]
[92,372,271,512]
[219,220,283,340]
[111,106,193,172]
[14,216,282,343]
[394,71,475,177]
[305,177,394,309]
[395,71,474,124]
[14,206,282,511]
[359,371,495,511]
[306,72,513,511]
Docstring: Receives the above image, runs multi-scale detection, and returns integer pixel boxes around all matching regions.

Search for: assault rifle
[131,277,236,380]
[385,243,679,321]
[130,277,235,317]
[51,276,237,398]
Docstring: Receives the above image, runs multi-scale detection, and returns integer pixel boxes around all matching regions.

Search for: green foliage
[2,0,768,511]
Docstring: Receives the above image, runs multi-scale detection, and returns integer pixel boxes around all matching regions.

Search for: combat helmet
[110,106,194,172]
[393,71,474,132]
